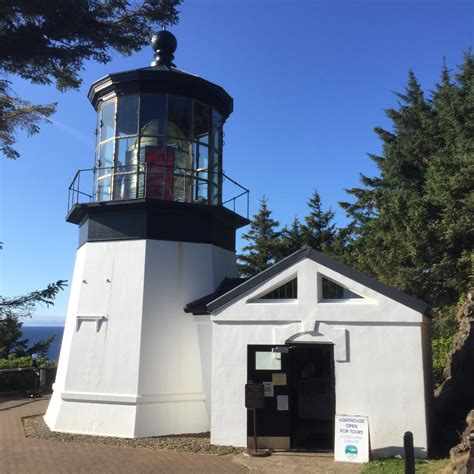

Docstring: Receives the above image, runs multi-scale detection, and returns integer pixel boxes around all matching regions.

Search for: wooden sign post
[245,383,270,457]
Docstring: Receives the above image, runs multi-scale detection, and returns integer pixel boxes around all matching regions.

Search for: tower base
[45,392,209,437]
[45,238,234,438]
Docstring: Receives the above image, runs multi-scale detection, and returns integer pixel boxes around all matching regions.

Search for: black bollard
[404,431,415,474]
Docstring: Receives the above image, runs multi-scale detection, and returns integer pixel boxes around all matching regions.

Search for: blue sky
[1,0,472,326]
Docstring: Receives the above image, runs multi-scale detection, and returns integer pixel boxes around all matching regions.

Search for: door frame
[246,342,336,451]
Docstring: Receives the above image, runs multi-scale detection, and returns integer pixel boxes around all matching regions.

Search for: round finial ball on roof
[152,30,177,54]
[151,30,177,67]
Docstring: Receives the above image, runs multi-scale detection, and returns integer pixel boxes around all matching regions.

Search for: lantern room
[69,30,244,216]
[93,89,224,205]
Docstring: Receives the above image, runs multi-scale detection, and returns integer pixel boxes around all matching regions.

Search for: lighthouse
[45,30,249,438]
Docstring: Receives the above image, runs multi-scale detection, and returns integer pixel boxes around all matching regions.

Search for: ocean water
[21,326,65,362]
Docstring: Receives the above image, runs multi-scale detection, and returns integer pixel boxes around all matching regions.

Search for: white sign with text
[334,415,369,463]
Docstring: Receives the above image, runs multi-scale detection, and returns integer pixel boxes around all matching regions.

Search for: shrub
[0,356,56,392]
[432,336,455,387]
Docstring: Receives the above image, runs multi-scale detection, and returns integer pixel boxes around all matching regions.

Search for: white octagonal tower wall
[134,240,236,437]
[45,238,236,438]
[45,240,146,436]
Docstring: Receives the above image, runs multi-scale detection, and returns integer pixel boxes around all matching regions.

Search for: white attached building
[186,246,432,457]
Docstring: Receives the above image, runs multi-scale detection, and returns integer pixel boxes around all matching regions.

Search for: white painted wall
[210,258,431,458]
[45,239,235,437]
[134,240,233,437]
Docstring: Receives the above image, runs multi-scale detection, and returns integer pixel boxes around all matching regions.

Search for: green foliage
[0,314,55,359]
[0,355,54,369]
[0,0,181,91]
[0,356,55,392]
[0,80,56,159]
[0,0,181,158]
[238,197,281,277]
[432,336,455,386]
[301,190,336,251]
[339,52,474,311]
[431,305,459,340]
[0,281,66,358]
[280,217,304,258]
[216,446,233,456]
[0,280,67,320]
[0,313,25,358]
[431,295,468,386]
[0,355,34,369]
[238,191,337,276]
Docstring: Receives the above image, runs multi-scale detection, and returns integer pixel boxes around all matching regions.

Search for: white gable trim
[208,247,427,315]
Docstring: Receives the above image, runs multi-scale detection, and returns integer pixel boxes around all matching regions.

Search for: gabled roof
[205,246,428,315]
[184,278,249,315]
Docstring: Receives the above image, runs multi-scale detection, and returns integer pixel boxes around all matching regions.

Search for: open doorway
[290,344,335,450]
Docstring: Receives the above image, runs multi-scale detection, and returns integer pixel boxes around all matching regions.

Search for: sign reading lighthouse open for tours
[334,415,369,463]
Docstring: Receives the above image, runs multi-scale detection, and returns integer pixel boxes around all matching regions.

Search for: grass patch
[361,457,450,473]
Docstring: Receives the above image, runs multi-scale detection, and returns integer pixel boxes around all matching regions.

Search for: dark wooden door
[289,344,335,450]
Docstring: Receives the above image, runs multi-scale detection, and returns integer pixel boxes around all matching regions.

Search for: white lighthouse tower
[45,31,249,437]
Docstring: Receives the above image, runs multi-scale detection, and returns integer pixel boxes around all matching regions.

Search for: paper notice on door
[263,382,274,397]
[272,373,287,386]
[277,395,289,411]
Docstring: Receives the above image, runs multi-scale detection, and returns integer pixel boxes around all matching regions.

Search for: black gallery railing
[67,164,249,218]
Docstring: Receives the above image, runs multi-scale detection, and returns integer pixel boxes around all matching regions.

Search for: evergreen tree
[301,190,336,251]
[0,314,54,359]
[238,197,281,277]
[326,225,355,263]
[340,54,473,308]
[279,217,304,258]
[0,80,56,159]
[424,53,474,305]
[0,0,181,159]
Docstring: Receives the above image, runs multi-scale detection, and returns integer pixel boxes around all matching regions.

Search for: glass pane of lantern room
[194,143,208,203]
[97,176,111,201]
[194,101,211,145]
[114,137,138,200]
[116,137,138,172]
[168,95,192,139]
[167,136,192,202]
[113,173,137,201]
[117,95,138,137]
[98,140,114,173]
[100,99,116,142]
[140,94,166,137]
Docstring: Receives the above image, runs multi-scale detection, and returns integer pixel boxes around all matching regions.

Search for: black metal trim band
[69,199,249,252]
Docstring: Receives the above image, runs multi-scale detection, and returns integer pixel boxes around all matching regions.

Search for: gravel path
[22,415,245,456]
